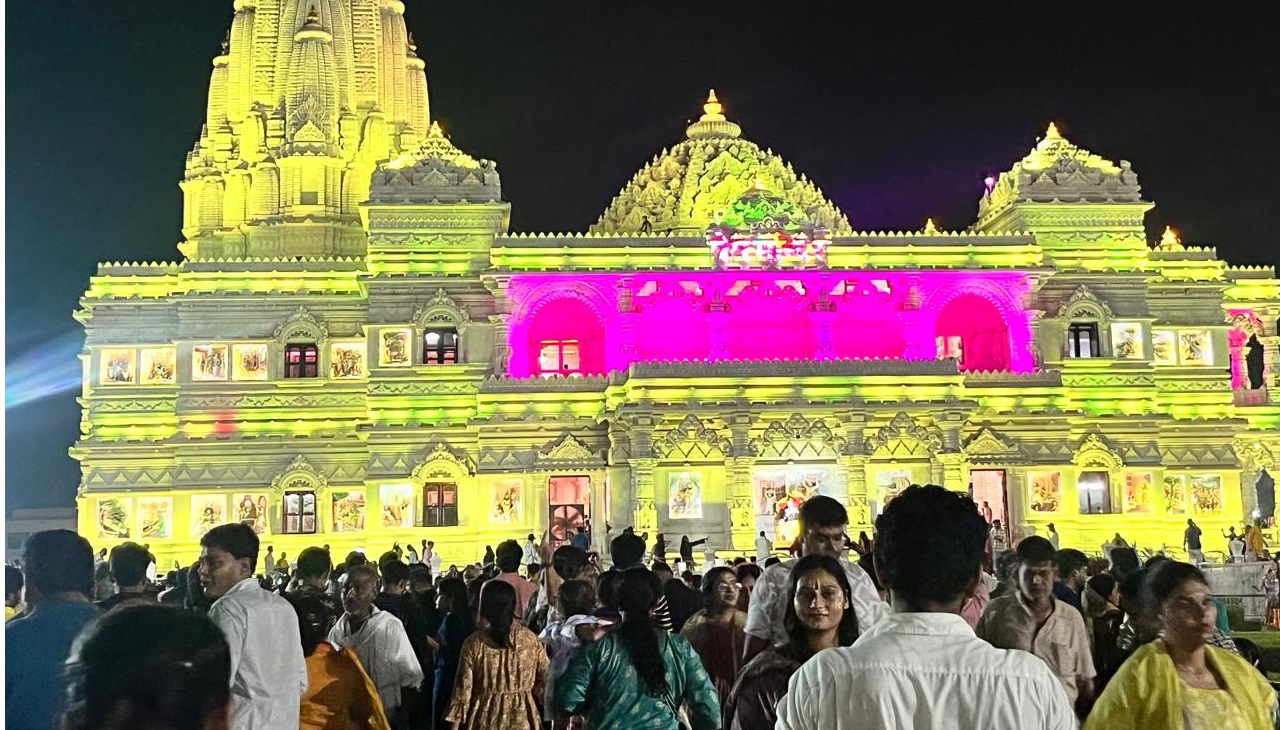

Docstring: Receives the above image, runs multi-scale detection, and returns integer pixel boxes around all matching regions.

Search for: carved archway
[414,288,470,333]
[411,442,477,482]
[274,306,329,346]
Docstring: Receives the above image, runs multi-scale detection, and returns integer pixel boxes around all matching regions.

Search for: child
[539,580,603,730]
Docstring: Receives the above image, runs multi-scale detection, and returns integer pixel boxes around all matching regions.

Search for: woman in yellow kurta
[446,579,548,729]
[1083,561,1277,730]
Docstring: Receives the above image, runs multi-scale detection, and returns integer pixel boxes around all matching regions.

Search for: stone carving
[411,442,476,481]
[868,412,943,456]
[963,427,1019,457]
[413,288,468,330]
[653,414,733,460]
[591,93,850,236]
[538,434,598,463]
[1056,285,1114,321]
[268,455,329,495]
[1072,433,1124,471]
[978,123,1142,227]
[369,122,502,204]
[273,305,329,342]
[750,413,846,459]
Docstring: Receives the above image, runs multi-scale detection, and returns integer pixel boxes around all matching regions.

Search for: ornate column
[630,458,658,535]
[1260,336,1280,394]
[935,452,971,493]
[726,411,757,551]
[839,455,872,529]
[484,274,513,374]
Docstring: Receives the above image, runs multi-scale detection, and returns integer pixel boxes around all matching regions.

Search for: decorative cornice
[963,427,1020,457]
[653,414,733,460]
[410,442,476,480]
[1056,284,1114,321]
[750,413,845,459]
[868,412,943,455]
[273,305,329,342]
[268,455,330,495]
[1072,433,1124,470]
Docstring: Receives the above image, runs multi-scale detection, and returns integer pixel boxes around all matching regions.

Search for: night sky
[6,2,1278,512]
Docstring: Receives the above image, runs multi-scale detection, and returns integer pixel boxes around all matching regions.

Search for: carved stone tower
[180,0,430,260]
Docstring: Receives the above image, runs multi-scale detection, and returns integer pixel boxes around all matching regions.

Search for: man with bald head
[329,563,424,727]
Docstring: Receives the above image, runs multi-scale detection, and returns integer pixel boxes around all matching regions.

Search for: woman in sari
[680,567,747,710]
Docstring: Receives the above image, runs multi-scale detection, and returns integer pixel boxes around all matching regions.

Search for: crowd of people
[6,488,1280,729]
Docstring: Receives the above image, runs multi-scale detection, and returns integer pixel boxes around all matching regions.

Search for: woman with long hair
[62,604,232,730]
[723,554,858,730]
[555,568,720,729]
[1085,561,1276,729]
[433,577,473,730]
[681,567,747,709]
[444,580,548,730]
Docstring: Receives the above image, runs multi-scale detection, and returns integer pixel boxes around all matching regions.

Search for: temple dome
[976,122,1143,228]
[591,91,851,235]
[368,121,502,204]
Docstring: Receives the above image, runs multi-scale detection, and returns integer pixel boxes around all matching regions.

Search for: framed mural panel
[232,493,268,534]
[96,497,132,539]
[1123,472,1153,513]
[379,329,412,367]
[667,471,703,520]
[873,469,913,519]
[753,465,834,543]
[140,347,176,384]
[100,348,136,385]
[330,342,366,379]
[1110,323,1143,359]
[231,344,270,381]
[1190,474,1223,514]
[137,497,173,539]
[490,478,524,524]
[332,491,366,532]
[192,344,229,381]
[1152,330,1176,366]
[1179,331,1212,366]
[380,484,415,529]
[1027,471,1062,513]
[191,494,227,537]
[1163,474,1188,515]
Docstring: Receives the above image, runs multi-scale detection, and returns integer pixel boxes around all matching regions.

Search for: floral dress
[444,624,548,730]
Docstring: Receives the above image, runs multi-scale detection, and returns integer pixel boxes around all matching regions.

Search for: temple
[74,0,1280,567]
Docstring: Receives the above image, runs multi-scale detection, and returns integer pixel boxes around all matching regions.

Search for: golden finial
[221,31,230,54]
[306,5,320,24]
[701,89,725,122]
[923,218,940,235]
[1158,225,1182,250]
[407,33,417,54]
[1045,121,1062,140]
[427,120,445,138]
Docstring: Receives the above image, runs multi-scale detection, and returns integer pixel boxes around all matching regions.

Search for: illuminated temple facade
[74,0,1280,567]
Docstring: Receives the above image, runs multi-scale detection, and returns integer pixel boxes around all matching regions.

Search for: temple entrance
[970,469,1009,527]
[548,475,591,549]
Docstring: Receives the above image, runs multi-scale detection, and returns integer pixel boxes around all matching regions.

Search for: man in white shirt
[424,540,442,574]
[330,563,424,725]
[754,530,772,561]
[199,523,307,730]
[775,485,1076,730]
[522,533,539,570]
[743,496,887,662]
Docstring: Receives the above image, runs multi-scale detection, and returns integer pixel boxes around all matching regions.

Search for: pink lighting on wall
[504,271,1037,377]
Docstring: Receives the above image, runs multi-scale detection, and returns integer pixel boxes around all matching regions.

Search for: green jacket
[555,630,721,730]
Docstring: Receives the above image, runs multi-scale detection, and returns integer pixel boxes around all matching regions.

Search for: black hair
[994,549,1020,584]
[764,556,781,568]
[735,563,762,583]
[597,569,623,609]
[700,566,738,608]
[874,484,987,606]
[63,605,231,730]
[859,554,882,592]
[528,563,543,579]
[651,561,673,577]
[377,551,399,572]
[382,559,410,586]
[782,554,859,656]
[466,575,485,611]
[22,529,94,597]
[345,551,368,569]
[1110,547,1140,580]
[616,568,667,694]
[558,579,597,617]
[610,533,646,568]
[108,542,155,588]
[288,593,337,657]
[495,540,523,573]
[1144,560,1207,612]
[550,543,588,576]
[1016,536,1057,566]
[479,579,516,648]
[296,547,332,581]
[408,564,433,592]
[1057,548,1089,579]
[200,523,259,573]
[436,577,468,614]
[1087,572,1117,600]
[799,495,848,532]
[6,564,25,598]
